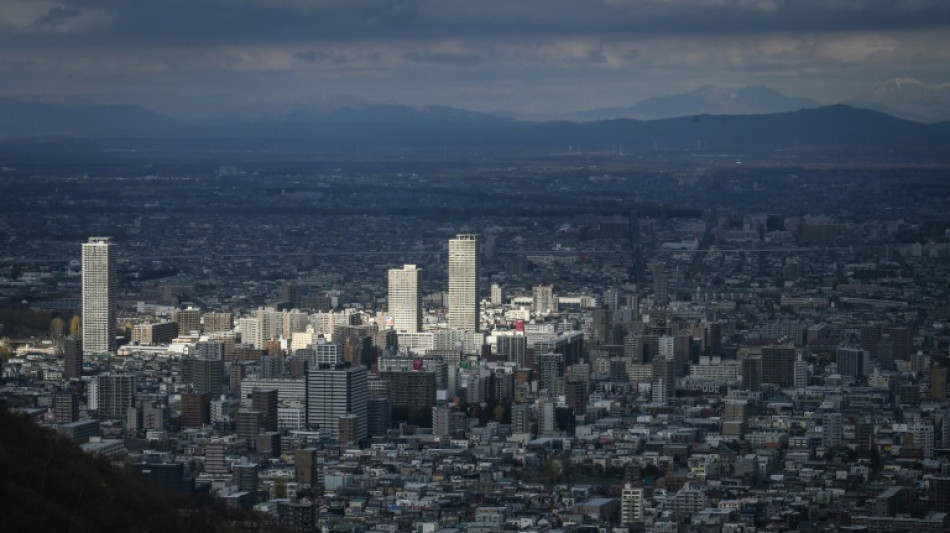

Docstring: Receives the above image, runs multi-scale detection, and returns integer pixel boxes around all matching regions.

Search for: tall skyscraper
[81,237,116,355]
[387,264,422,333]
[306,364,368,442]
[448,234,480,332]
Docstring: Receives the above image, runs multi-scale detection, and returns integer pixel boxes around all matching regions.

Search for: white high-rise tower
[448,234,480,332]
[388,264,422,333]
[82,237,116,355]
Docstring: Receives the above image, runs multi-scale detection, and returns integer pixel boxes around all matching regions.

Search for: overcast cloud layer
[1,0,949,118]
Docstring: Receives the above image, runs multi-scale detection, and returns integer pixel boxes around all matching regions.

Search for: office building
[511,403,532,434]
[186,357,224,397]
[652,357,677,396]
[652,378,667,404]
[621,483,645,526]
[310,340,343,366]
[180,391,211,428]
[762,345,796,388]
[822,412,843,448]
[81,237,116,355]
[237,317,263,349]
[239,377,306,407]
[202,312,234,334]
[204,441,229,474]
[332,323,375,367]
[260,355,281,379]
[131,321,179,346]
[96,373,136,420]
[233,463,259,505]
[306,364,368,442]
[192,340,225,360]
[448,234,480,332]
[172,307,201,336]
[932,357,949,400]
[532,285,554,315]
[63,337,83,380]
[911,423,935,459]
[497,334,528,367]
[590,307,614,346]
[539,353,564,395]
[564,378,588,417]
[836,345,870,378]
[490,283,503,306]
[378,370,437,427]
[251,388,278,432]
[53,393,80,423]
[741,356,762,391]
[793,356,809,388]
[236,410,262,448]
[387,264,422,333]
[367,396,392,437]
[338,414,359,446]
[294,447,320,486]
[278,501,316,533]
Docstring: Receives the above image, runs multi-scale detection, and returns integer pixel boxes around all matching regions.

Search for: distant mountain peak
[554,84,821,122]
[869,77,950,97]
[848,78,950,122]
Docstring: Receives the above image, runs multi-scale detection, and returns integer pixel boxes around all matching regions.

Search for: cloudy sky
[2,0,949,118]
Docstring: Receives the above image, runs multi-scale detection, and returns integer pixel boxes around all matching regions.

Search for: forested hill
[0,402,272,533]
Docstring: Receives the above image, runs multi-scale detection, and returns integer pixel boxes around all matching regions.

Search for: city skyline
[3,142,950,531]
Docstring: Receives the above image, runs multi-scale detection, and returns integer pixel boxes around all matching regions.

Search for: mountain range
[535,85,823,122]
[1,81,949,159]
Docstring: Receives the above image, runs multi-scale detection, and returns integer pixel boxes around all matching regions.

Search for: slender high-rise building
[82,237,116,355]
[448,234,480,332]
[388,264,422,333]
[63,337,83,380]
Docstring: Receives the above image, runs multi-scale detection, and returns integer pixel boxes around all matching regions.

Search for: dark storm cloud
[4,0,950,49]
[1,0,949,117]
